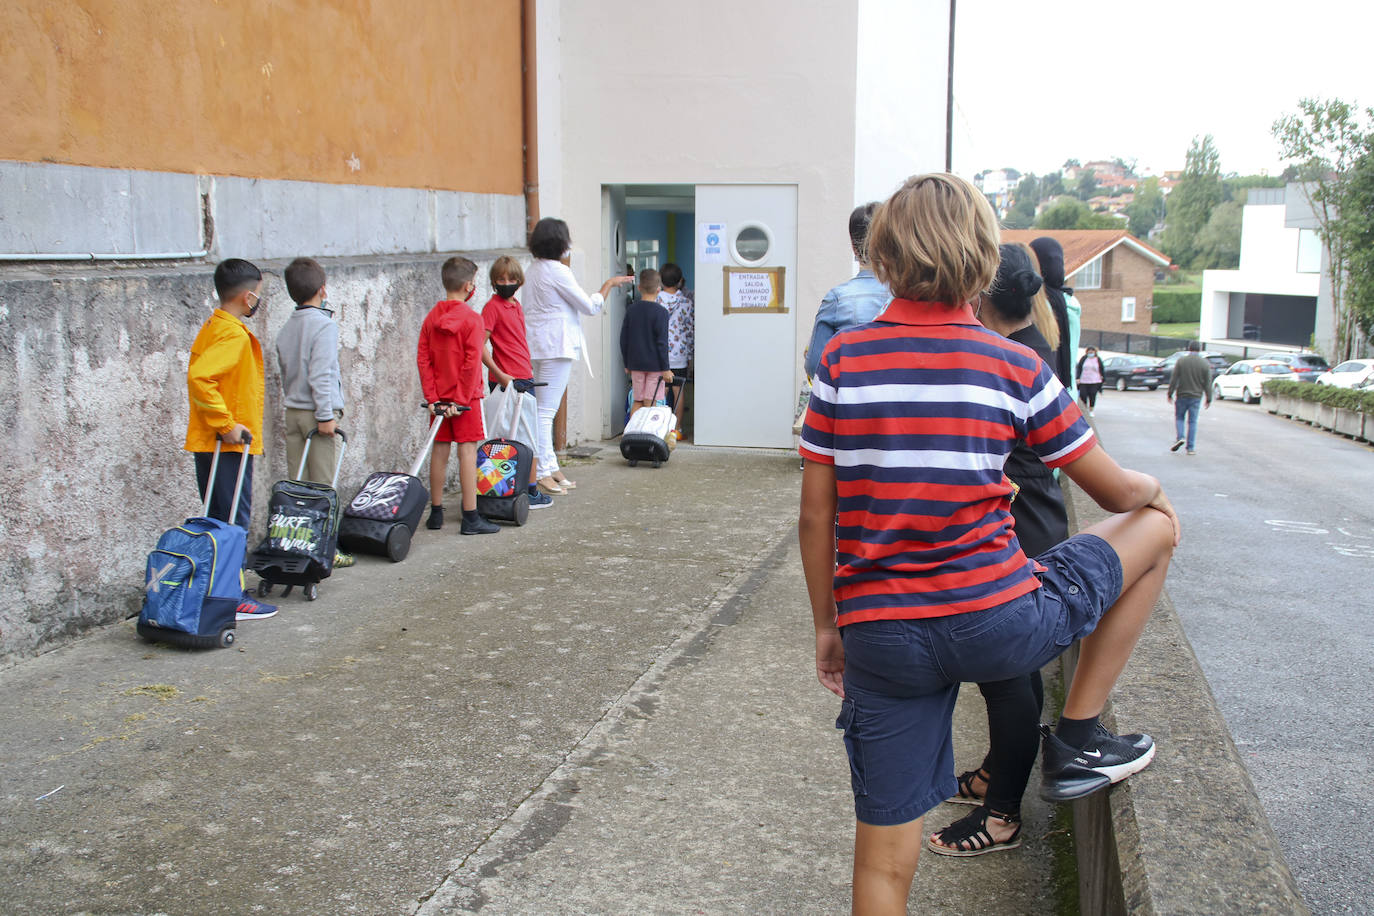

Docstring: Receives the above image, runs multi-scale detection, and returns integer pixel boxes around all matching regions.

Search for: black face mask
[494,283,520,300]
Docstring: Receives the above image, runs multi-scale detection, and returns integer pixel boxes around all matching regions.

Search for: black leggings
[1079,383,1101,409]
[977,669,1044,815]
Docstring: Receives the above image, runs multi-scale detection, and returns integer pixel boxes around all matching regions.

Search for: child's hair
[1015,242,1059,349]
[638,268,662,296]
[528,217,572,260]
[849,202,879,260]
[867,173,1000,306]
[985,243,1042,323]
[213,258,262,301]
[489,255,525,286]
[284,257,327,305]
[660,262,684,289]
[441,256,478,293]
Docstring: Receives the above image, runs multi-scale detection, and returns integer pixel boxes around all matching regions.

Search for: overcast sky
[935,0,1374,181]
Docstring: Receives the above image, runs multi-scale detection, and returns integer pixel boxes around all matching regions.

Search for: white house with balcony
[1199,186,1322,351]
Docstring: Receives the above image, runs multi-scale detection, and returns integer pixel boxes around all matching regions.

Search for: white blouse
[523,258,605,361]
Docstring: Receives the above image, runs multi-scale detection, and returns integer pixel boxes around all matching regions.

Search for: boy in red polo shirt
[481,256,551,509]
[798,173,1179,912]
[418,257,499,535]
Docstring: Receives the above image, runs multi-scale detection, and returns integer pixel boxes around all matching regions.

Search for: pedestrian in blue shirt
[803,202,892,379]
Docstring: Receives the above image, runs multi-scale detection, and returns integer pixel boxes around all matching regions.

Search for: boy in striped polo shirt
[798,173,1179,913]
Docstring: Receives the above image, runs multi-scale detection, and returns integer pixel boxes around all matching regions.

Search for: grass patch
[1153,322,1198,339]
[123,684,180,701]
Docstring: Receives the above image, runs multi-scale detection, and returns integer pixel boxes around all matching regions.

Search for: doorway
[601,182,799,448]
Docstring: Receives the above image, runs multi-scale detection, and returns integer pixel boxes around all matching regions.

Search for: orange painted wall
[0,1,523,194]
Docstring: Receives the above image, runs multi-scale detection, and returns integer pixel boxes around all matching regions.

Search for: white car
[1211,359,1295,404]
[1314,358,1374,389]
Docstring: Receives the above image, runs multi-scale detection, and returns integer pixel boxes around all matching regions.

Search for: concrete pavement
[0,444,1064,914]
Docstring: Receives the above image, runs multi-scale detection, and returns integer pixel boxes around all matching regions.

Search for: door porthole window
[731,222,772,264]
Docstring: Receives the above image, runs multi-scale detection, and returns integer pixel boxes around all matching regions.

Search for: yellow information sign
[723,266,786,314]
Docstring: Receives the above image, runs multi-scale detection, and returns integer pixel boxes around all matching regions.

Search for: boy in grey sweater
[277,257,346,485]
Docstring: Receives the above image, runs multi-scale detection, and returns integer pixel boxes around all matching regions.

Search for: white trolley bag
[620,379,676,468]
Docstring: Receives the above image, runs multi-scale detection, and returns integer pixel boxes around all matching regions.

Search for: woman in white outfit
[522,217,633,494]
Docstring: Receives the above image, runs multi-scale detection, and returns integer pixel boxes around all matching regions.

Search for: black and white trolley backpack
[248,428,347,601]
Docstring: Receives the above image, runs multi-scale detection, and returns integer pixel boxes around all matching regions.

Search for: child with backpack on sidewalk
[481,255,552,510]
[276,257,353,566]
[185,258,277,619]
[417,257,499,535]
[798,173,1179,913]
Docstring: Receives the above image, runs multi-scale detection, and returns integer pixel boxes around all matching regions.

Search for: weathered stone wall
[0,251,526,664]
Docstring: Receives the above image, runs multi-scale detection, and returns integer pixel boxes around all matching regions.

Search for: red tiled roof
[1000,229,1171,274]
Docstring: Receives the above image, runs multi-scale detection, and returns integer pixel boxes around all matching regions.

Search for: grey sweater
[1169,353,1213,402]
[276,306,345,420]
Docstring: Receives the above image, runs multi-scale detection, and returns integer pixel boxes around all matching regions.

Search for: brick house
[1001,230,1172,333]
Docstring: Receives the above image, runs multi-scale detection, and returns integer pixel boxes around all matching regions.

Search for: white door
[600,185,631,438]
[693,184,798,447]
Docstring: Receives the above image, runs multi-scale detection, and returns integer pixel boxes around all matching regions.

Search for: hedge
[1151,290,1202,323]
[1262,379,1374,411]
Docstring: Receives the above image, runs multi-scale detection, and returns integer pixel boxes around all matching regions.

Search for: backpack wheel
[652,458,662,468]
[305,583,319,601]
[386,525,411,563]
[512,492,530,526]
[628,459,639,467]
[257,580,272,597]
[218,629,236,648]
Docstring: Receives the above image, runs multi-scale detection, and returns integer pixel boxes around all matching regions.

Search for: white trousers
[530,357,573,479]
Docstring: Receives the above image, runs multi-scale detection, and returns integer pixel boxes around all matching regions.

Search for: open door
[693,184,799,448]
[600,185,630,438]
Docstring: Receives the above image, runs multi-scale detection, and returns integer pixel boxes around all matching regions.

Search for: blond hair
[1015,242,1060,350]
[868,173,1000,306]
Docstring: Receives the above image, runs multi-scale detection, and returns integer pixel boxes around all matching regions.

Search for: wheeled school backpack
[621,380,676,468]
[474,437,534,525]
[137,439,251,650]
[337,405,456,562]
[248,429,347,601]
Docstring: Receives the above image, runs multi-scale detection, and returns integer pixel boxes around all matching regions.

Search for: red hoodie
[417,299,485,406]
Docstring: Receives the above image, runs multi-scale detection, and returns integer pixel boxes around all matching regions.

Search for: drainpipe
[521,0,540,240]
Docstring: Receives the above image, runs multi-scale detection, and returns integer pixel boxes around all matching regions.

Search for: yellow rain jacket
[184,309,265,455]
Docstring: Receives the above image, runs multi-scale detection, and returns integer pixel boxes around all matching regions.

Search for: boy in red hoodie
[417,257,499,535]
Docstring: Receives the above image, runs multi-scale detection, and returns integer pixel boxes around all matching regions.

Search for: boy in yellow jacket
[185,258,276,619]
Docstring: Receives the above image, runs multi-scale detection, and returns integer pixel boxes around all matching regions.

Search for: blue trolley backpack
[137,438,252,650]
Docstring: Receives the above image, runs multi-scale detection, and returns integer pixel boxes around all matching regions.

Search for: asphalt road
[1087,385,1374,916]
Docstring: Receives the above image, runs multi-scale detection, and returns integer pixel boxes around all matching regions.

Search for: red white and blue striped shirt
[799,299,1096,625]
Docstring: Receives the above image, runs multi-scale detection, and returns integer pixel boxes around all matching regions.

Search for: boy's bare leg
[853,819,923,916]
[457,441,478,512]
[1062,507,1174,719]
[429,441,451,505]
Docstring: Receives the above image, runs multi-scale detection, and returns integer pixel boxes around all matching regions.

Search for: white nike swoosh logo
[1082,750,1103,758]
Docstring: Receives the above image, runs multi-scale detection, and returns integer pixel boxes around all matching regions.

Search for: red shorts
[432,402,484,443]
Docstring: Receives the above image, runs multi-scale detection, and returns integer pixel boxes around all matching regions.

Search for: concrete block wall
[0,252,528,665]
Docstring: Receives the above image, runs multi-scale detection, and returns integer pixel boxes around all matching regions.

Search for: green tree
[1125,177,1165,238]
[1040,172,1065,199]
[1161,134,1223,268]
[1338,147,1374,346]
[1193,199,1243,269]
[1222,174,1285,202]
[1274,97,1374,360]
[1034,197,1122,230]
[1076,168,1099,201]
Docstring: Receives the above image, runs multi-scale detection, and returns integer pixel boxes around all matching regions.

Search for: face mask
[494,283,520,300]
[319,298,334,316]
[246,291,264,318]
[464,285,475,302]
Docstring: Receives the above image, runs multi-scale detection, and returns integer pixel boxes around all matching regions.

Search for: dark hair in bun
[986,243,1043,321]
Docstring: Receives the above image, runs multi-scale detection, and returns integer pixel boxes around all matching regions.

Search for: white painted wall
[854,0,951,203]
[544,0,872,447]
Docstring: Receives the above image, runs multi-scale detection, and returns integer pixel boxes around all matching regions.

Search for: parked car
[1261,352,1330,382]
[1154,349,1229,382]
[1211,359,1295,404]
[1101,355,1165,391]
[1314,358,1374,389]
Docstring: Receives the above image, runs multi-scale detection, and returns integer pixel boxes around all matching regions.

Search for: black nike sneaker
[1039,723,1156,803]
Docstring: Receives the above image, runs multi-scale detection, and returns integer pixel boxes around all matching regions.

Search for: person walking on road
[1076,346,1104,417]
[1168,340,1211,455]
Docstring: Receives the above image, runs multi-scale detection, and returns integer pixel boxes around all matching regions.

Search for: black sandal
[948,767,988,806]
[927,805,1022,857]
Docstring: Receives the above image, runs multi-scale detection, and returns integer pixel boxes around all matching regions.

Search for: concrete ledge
[1063,484,1309,914]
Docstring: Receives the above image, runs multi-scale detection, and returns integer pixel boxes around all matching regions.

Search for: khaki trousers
[284,408,344,484]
